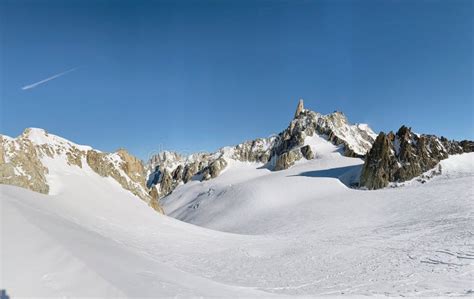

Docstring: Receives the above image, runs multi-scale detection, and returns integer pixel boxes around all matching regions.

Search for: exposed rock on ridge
[0,132,49,194]
[360,126,473,189]
[0,128,163,214]
[294,98,305,118]
[202,157,228,181]
[268,101,377,171]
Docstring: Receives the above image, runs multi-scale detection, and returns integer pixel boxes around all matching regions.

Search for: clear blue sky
[1,0,472,160]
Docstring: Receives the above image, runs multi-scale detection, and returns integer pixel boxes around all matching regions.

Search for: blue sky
[1,0,472,160]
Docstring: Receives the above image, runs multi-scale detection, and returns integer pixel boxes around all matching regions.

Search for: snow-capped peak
[22,127,92,151]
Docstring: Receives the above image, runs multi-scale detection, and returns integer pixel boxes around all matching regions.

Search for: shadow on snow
[288,164,363,188]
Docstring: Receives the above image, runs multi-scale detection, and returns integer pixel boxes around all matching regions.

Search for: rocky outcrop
[86,149,162,212]
[300,145,314,160]
[440,137,474,154]
[460,140,474,152]
[171,165,184,182]
[360,126,473,190]
[294,98,304,118]
[359,133,395,189]
[202,157,228,181]
[0,133,49,194]
[117,149,148,185]
[183,162,202,183]
[0,128,164,214]
[158,169,174,197]
[274,150,302,171]
[231,138,275,163]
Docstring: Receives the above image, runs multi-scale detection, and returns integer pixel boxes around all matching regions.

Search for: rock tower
[294,98,304,118]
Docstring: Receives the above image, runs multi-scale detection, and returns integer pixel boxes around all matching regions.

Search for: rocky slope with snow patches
[147,100,473,197]
[360,125,474,189]
[147,99,377,199]
[0,128,163,213]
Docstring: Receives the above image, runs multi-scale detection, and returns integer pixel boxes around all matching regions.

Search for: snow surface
[1,133,473,297]
[0,157,269,297]
[24,128,92,151]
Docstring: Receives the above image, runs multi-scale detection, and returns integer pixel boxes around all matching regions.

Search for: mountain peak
[22,127,48,139]
[20,127,92,151]
[146,100,379,198]
[294,98,304,118]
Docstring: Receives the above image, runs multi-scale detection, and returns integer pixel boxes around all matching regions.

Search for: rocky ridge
[147,99,377,199]
[0,128,163,213]
[4,101,466,205]
[360,126,474,189]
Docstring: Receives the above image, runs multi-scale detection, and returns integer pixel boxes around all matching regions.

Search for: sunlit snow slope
[161,137,474,296]
[1,134,473,296]
[0,167,269,297]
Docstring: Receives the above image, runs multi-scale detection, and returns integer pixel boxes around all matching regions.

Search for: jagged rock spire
[359,125,474,190]
[294,98,304,118]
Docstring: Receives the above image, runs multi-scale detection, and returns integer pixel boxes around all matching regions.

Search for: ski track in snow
[1,137,473,297]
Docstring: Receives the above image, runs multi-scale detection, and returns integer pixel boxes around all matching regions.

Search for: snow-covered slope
[160,151,474,296]
[1,185,269,297]
[1,101,473,296]
[0,128,163,213]
[3,130,472,296]
[162,134,364,232]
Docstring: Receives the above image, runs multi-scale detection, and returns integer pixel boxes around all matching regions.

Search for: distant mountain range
[1,99,472,212]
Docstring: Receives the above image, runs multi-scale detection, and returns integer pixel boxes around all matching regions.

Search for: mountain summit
[294,98,305,118]
[146,100,377,199]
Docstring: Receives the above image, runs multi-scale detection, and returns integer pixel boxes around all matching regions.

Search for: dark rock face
[294,98,304,118]
[359,133,394,189]
[183,162,200,183]
[232,138,274,163]
[147,166,161,188]
[171,165,183,182]
[158,169,174,197]
[460,140,474,152]
[202,158,228,181]
[300,145,314,160]
[148,165,184,198]
[360,126,472,190]
[274,150,302,171]
[440,137,474,155]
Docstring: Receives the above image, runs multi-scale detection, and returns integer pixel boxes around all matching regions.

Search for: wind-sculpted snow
[2,151,473,296]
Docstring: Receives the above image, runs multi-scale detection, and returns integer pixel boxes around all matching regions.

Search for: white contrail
[21,67,79,90]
